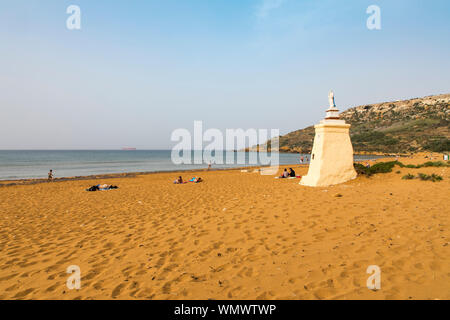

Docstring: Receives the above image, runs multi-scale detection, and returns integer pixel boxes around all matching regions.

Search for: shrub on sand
[355,160,449,177]
[354,161,399,176]
[369,161,399,174]
[422,161,447,167]
[417,173,443,182]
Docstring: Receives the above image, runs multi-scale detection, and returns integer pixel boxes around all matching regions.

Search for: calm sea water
[0,150,381,180]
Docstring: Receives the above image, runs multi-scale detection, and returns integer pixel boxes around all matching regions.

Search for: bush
[417,173,443,182]
[368,161,400,174]
[354,160,448,177]
[422,161,447,167]
[424,139,450,152]
[399,161,448,169]
[354,161,400,176]
[431,174,443,182]
[402,174,415,180]
[354,163,369,175]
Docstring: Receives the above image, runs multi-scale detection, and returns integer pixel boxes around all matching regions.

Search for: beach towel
[275,176,302,180]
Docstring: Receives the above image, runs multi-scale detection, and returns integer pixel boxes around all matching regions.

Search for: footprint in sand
[111,283,126,298]
[13,288,35,299]
[46,282,61,293]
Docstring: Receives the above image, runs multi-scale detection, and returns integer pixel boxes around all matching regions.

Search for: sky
[0,0,449,149]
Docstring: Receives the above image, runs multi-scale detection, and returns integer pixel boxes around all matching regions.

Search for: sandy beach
[0,154,448,300]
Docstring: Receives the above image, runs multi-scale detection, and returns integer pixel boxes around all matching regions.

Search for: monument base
[300,121,357,187]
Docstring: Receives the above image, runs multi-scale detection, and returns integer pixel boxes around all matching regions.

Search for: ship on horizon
[121,147,137,151]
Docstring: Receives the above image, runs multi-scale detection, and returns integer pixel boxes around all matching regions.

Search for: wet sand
[0,154,448,300]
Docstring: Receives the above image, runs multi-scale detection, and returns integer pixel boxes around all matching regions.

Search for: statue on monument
[300,90,357,187]
[328,90,336,108]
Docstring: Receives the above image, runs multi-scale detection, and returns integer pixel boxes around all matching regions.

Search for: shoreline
[0,164,290,187]
[0,152,389,185]
[0,156,397,187]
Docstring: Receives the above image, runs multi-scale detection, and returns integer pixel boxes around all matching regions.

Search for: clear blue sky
[1,0,449,149]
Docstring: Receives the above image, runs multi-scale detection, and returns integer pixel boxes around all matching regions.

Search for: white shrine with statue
[300,91,357,187]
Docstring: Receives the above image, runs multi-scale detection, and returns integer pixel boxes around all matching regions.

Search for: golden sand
[0,155,448,300]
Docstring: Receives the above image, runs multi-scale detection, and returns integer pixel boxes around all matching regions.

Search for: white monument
[300,91,357,187]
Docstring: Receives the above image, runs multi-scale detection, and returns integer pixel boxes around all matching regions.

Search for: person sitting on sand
[279,168,289,179]
[48,170,53,181]
[289,168,296,177]
[174,176,183,184]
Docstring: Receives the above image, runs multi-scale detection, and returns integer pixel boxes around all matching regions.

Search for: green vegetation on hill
[277,94,450,154]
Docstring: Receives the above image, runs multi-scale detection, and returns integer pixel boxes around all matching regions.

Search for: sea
[0,150,382,180]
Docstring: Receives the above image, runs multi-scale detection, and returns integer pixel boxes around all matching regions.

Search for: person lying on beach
[289,168,296,177]
[86,184,118,192]
[99,184,118,190]
[188,177,203,183]
[174,176,184,184]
